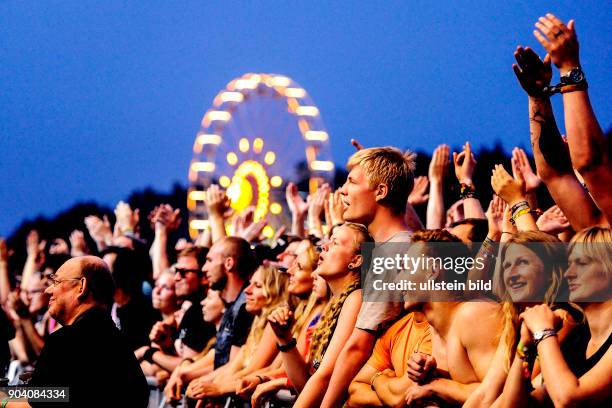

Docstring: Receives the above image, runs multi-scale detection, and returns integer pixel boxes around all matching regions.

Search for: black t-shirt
[115,296,159,350]
[0,309,15,376]
[29,307,149,408]
[178,302,216,352]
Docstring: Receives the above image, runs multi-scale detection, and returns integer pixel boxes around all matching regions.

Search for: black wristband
[276,338,297,352]
[142,347,160,363]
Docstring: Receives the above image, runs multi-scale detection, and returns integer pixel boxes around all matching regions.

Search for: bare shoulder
[455,301,502,333]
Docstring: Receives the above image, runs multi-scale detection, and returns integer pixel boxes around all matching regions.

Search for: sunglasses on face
[174,267,201,277]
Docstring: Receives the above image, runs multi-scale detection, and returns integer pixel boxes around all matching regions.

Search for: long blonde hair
[291,240,327,336]
[497,231,568,371]
[241,265,289,366]
[307,223,371,369]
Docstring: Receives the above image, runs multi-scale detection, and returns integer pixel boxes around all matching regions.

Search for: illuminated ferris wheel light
[188,191,206,201]
[227,152,238,166]
[304,131,329,141]
[203,110,231,126]
[270,175,282,187]
[235,78,259,90]
[196,134,222,145]
[219,176,231,188]
[270,203,282,215]
[190,220,210,230]
[191,161,216,172]
[295,106,319,117]
[284,88,306,98]
[262,225,275,239]
[253,138,264,153]
[310,160,334,171]
[264,151,276,165]
[239,138,250,153]
[269,76,291,87]
[219,92,244,103]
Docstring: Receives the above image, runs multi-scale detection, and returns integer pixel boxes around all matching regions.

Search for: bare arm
[511,45,605,230]
[296,291,364,408]
[532,14,612,222]
[347,363,384,408]
[427,144,449,229]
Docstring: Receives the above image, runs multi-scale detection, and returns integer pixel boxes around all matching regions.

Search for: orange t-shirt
[367,311,432,376]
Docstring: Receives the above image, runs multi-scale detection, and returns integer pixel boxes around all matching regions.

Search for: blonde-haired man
[316,146,417,408]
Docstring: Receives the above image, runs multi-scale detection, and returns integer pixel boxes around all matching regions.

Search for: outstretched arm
[533,14,612,222]
[512,46,605,230]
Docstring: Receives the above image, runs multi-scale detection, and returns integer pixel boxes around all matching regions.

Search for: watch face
[569,69,585,83]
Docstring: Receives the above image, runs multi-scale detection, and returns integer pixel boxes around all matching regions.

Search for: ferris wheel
[187,73,335,239]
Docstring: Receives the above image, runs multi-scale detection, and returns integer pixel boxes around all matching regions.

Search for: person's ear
[77,277,88,301]
[223,256,235,273]
[374,183,389,202]
[349,254,363,271]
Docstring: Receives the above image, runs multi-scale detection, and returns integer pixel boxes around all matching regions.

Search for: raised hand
[486,195,505,240]
[491,164,526,207]
[512,46,552,97]
[512,148,541,192]
[69,230,89,257]
[0,238,8,263]
[114,201,139,235]
[205,184,230,218]
[328,189,345,226]
[26,230,45,258]
[350,138,365,151]
[453,142,477,185]
[536,205,570,234]
[49,238,69,255]
[84,215,113,249]
[533,14,580,73]
[408,176,430,206]
[308,184,331,226]
[285,182,309,217]
[428,144,450,184]
[267,305,294,344]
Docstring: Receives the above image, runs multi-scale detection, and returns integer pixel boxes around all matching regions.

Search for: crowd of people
[0,13,610,408]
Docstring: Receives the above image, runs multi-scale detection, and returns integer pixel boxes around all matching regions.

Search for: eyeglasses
[173,267,201,277]
[48,274,83,287]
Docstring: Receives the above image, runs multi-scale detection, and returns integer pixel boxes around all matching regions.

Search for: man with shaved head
[9,256,149,408]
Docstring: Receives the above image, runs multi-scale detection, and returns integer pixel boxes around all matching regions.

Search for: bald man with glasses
[6,256,149,408]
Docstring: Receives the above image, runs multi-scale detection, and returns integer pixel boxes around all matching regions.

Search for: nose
[505,264,521,284]
[44,285,53,295]
[201,298,206,306]
[339,181,348,196]
[322,242,330,252]
[245,282,253,295]
[564,263,577,281]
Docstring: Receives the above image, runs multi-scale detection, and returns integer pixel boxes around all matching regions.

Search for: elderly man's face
[44,259,84,324]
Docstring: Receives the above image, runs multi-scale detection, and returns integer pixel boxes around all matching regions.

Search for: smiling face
[502,244,547,302]
[152,273,178,314]
[287,241,316,296]
[44,258,85,325]
[244,269,266,314]
[565,246,611,302]
[339,165,378,225]
[173,255,202,298]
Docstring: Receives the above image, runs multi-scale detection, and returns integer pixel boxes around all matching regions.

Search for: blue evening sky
[1,1,610,236]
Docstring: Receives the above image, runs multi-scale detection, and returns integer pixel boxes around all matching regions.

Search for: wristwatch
[560,67,586,85]
[533,328,557,347]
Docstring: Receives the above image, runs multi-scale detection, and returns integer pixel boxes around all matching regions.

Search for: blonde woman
[267,223,372,408]
[245,240,331,406]
[500,227,612,407]
[184,265,288,401]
